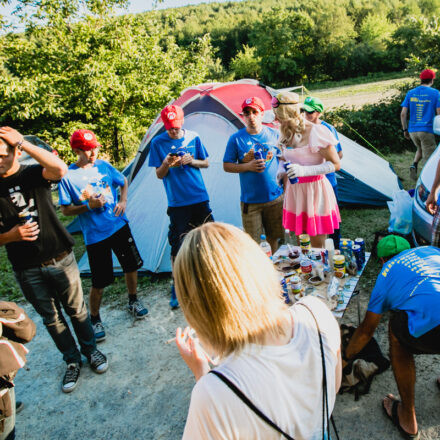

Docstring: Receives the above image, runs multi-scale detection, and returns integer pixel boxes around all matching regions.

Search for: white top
[182,296,340,440]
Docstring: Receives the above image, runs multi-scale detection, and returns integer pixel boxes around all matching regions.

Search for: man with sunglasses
[223,97,283,252]
[59,130,147,345]
[302,96,343,248]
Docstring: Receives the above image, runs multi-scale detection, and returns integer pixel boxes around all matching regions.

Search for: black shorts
[390,310,440,355]
[167,201,213,257]
[86,224,143,289]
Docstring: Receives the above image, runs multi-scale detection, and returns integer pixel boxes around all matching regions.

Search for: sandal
[382,396,420,440]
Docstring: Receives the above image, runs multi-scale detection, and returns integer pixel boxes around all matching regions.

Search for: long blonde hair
[174,222,288,358]
[273,92,304,146]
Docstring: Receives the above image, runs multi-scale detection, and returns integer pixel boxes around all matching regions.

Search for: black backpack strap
[298,302,340,440]
[209,370,295,440]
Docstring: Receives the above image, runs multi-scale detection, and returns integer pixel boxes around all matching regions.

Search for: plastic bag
[433,115,440,135]
[387,189,413,234]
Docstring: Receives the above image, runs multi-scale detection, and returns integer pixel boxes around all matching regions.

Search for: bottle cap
[260,234,266,240]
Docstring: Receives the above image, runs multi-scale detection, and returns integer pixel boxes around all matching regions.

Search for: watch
[15,137,24,151]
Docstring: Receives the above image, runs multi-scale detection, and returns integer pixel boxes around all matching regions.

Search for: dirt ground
[13,279,440,440]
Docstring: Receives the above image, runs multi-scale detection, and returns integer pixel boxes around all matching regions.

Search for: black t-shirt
[0,165,74,270]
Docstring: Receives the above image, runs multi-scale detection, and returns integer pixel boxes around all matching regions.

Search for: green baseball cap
[376,235,411,258]
[303,96,324,113]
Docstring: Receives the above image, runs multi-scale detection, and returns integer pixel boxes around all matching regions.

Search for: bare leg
[89,287,104,317]
[413,146,422,165]
[383,322,418,435]
[310,234,326,249]
[124,271,138,296]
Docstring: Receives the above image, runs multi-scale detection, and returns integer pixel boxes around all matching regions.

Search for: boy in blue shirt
[344,236,440,440]
[59,130,147,342]
[401,69,440,180]
[148,105,213,308]
[223,97,283,252]
[302,96,343,248]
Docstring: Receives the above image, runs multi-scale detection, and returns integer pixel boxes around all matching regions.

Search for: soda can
[283,161,298,184]
[354,238,365,262]
[254,150,263,160]
[352,244,363,271]
[321,250,328,265]
[300,258,313,274]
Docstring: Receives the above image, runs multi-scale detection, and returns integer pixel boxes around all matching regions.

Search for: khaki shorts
[241,194,284,244]
[410,131,437,162]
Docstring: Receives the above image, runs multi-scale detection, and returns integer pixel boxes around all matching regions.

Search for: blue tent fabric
[75,80,401,275]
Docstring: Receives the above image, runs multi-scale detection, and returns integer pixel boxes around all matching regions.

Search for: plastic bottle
[284,228,295,255]
[260,234,272,259]
[325,238,335,270]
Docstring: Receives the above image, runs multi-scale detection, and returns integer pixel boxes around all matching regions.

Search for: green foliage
[230,44,261,80]
[0,1,213,162]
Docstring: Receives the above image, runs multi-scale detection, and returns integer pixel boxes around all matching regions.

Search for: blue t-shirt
[58,159,128,246]
[321,120,342,188]
[401,85,440,133]
[368,246,440,337]
[223,126,283,204]
[148,130,209,208]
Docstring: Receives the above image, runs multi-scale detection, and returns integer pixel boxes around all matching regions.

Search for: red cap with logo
[241,96,265,113]
[70,129,101,151]
[161,105,184,130]
[420,69,436,80]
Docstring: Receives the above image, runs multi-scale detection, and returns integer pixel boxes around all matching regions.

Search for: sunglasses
[271,96,299,108]
[300,108,316,114]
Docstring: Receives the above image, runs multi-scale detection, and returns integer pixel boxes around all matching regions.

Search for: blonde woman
[272,92,341,248]
[174,222,341,440]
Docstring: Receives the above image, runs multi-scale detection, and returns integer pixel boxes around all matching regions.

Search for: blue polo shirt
[321,120,342,188]
[401,86,440,133]
[367,246,440,337]
[58,159,127,245]
[148,130,209,208]
[223,126,282,204]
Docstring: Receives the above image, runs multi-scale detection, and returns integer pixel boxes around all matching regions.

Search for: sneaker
[92,320,106,342]
[88,349,108,374]
[62,363,81,393]
[410,163,417,180]
[128,298,148,319]
[169,285,179,309]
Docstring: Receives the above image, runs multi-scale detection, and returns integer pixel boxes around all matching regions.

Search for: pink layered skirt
[283,175,341,236]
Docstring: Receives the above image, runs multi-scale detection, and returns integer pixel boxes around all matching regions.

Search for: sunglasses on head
[271,96,299,108]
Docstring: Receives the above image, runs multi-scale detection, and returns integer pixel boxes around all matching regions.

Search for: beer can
[352,244,363,271]
[283,161,298,184]
[254,150,263,160]
[354,238,365,262]
[18,211,32,224]
[280,278,291,304]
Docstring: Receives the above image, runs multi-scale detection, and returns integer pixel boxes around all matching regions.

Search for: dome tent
[75,79,401,275]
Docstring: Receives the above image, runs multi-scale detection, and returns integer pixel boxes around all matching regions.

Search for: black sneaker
[128,298,148,319]
[62,363,81,393]
[92,320,106,342]
[88,349,108,374]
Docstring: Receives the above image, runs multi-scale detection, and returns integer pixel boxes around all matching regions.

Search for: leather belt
[40,250,70,267]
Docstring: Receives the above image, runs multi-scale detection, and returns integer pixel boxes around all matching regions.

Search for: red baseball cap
[70,129,101,151]
[420,69,436,80]
[241,97,265,113]
[161,105,184,130]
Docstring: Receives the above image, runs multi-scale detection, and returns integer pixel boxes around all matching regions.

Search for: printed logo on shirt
[8,185,38,223]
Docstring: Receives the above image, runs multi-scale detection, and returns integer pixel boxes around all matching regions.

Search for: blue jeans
[14,252,96,364]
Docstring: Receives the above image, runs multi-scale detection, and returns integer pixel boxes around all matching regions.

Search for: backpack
[340,324,390,401]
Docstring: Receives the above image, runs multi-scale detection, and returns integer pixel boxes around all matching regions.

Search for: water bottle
[260,234,272,259]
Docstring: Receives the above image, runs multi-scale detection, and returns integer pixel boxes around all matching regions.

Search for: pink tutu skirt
[283,175,340,236]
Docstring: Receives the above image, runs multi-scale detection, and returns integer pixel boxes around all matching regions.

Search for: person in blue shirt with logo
[223,97,283,252]
[59,130,148,343]
[426,156,440,247]
[401,69,440,180]
[148,105,213,309]
[344,235,440,440]
[302,96,343,249]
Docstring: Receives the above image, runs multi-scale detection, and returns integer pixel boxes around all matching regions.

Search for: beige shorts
[241,194,284,244]
[410,131,437,161]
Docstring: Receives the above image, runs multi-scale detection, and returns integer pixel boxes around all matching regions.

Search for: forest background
[0,0,439,164]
